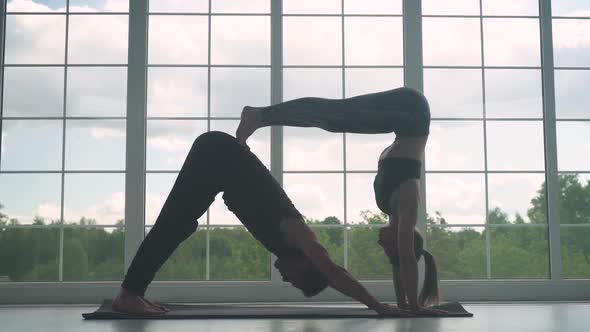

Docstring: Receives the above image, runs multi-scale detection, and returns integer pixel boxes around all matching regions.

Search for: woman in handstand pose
[236,87,444,315]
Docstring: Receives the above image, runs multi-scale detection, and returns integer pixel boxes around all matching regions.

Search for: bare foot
[111,288,167,315]
[236,106,263,147]
[142,296,170,312]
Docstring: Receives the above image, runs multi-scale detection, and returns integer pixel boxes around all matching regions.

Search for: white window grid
[0,0,589,303]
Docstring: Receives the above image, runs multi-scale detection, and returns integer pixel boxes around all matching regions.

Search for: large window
[1,0,128,282]
[281,0,403,279]
[144,1,271,281]
[552,0,590,278]
[1,0,589,302]
[422,0,549,280]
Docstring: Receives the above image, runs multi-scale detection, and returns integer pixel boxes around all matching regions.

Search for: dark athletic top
[373,157,422,215]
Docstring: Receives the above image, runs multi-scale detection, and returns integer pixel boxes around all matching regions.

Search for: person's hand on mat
[374,303,415,317]
[408,305,447,316]
[111,288,167,315]
[236,106,263,147]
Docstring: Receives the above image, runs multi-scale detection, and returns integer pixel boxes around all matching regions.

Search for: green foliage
[0,175,589,282]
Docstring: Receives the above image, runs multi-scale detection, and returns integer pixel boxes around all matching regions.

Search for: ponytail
[419,249,440,307]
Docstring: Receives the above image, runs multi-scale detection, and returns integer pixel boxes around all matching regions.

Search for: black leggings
[260,87,431,137]
[121,131,300,296]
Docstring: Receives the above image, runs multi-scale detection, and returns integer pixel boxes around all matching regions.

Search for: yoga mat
[83,300,473,319]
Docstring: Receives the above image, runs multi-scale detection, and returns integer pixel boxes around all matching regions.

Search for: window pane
[487,174,546,224]
[557,122,590,171]
[209,121,271,169]
[427,226,486,280]
[346,174,382,224]
[284,128,343,171]
[7,0,66,12]
[348,227,390,280]
[284,68,342,100]
[212,0,269,13]
[422,0,479,15]
[147,67,208,117]
[344,17,403,66]
[64,174,125,225]
[1,120,63,171]
[426,173,486,225]
[211,16,270,65]
[0,228,59,281]
[5,15,65,64]
[68,15,128,64]
[63,227,124,281]
[424,69,483,119]
[65,120,126,170]
[426,121,484,171]
[148,16,209,65]
[483,18,540,66]
[311,226,344,266]
[555,70,590,119]
[552,0,590,17]
[486,121,545,171]
[561,226,590,279]
[0,174,61,225]
[153,228,206,281]
[209,194,242,225]
[490,226,549,279]
[344,0,401,14]
[346,133,393,171]
[67,67,127,117]
[69,0,128,12]
[145,173,177,226]
[283,174,344,222]
[345,68,404,98]
[210,226,270,280]
[146,120,207,171]
[552,19,590,67]
[283,0,341,14]
[485,69,543,118]
[283,17,342,65]
[482,0,538,16]
[210,68,270,117]
[149,0,208,13]
[3,67,64,117]
[559,174,590,225]
[423,18,481,66]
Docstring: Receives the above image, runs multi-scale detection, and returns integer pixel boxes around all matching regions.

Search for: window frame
[1,0,590,304]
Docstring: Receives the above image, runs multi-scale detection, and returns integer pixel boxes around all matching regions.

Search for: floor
[0,302,588,332]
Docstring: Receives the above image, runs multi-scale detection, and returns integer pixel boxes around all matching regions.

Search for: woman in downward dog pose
[236,87,445,315]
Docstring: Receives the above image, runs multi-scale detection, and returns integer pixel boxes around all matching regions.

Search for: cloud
[64,191,125,225]
[147,136,192,152]
[34,202,61,220]
[553,17,590,49]
[89,126,125,139]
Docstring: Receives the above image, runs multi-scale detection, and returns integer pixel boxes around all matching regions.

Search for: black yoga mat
[83,300,473,319]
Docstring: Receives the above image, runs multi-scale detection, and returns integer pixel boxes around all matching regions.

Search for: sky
[0,0,589,227]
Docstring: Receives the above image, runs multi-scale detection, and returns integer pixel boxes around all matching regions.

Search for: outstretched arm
[395,185,421,309]
[281,219,404,315]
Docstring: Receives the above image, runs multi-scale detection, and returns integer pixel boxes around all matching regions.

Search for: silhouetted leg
[121,132,230,296]
[259,87,430,136]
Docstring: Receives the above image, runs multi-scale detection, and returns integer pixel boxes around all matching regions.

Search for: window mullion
[402,0,426,236]
[124,0,149,271]
[539,0,561,281]
[270,0,284,284]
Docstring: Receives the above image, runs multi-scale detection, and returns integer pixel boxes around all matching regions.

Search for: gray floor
[1,302,588,332]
